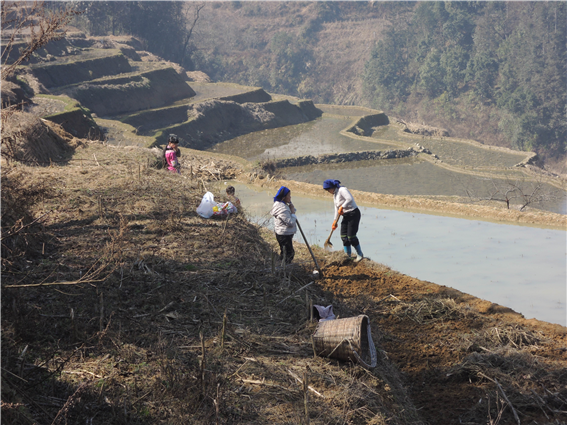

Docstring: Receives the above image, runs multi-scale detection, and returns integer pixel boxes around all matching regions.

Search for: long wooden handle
[295,218,321,273]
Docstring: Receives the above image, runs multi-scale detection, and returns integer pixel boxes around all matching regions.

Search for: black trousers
[340,208,361,247]
[276,234,295,264]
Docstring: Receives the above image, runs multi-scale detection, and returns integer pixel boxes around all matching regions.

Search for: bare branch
[1,1,82,79]
[179,2,205,67]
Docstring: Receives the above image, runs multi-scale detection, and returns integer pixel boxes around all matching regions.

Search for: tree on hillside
[268,31,313,96]
[363,1,566,161]
[493,3,567,154]
[363,28,410,109]
[71,1,129,36]
[74,1,204,69]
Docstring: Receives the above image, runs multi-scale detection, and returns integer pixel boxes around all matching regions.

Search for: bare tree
[1,1,81,80]
[179,2,206,68]
[465,176,564,212]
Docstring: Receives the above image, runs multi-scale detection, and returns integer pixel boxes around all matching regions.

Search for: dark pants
[276,234,295,264]
[340,208,361,247]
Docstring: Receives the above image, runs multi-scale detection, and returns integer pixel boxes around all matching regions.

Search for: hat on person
[273,186,290,202]
[323,179,341,190]
[168,134,179,144]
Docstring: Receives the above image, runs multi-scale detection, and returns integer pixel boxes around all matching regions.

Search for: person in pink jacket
[163,134,181,173]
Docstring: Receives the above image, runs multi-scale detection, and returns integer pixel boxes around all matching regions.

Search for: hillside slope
[2,125,565,425]
[188,2,566,172]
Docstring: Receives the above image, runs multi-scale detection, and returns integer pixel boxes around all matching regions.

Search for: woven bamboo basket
[312,315,377,369]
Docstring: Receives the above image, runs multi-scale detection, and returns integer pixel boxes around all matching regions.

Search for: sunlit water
[229,183,566,327]
[283,159,567,215]
[207,115,566,215]
[207,115,398,160]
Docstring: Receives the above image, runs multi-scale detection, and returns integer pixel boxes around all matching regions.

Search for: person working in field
[270,186,297,264]
[323,179,364,262]
[163,134,181,173]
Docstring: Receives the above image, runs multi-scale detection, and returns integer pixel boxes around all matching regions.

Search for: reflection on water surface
[283,160,567,215]
[207,116,398,160]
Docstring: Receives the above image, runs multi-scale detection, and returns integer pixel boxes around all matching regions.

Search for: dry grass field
[2,117,566,424]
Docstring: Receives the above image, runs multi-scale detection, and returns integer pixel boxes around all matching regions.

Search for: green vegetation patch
[35,94,80,112]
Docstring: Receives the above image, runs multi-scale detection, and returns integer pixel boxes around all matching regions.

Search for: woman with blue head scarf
[323,179,364,262]
[270,186,297,264]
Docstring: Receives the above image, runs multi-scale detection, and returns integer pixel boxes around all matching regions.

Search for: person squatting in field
[323,179,364,262]
[225,185,241,207]
[270,186,297,264]
[163,134,181,173]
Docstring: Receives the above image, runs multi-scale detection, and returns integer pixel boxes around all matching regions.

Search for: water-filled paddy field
[372,126,528,168]
[207,115,398,160]
[282,159,567,215]
[232,183,567,327]
[209,113,566,214]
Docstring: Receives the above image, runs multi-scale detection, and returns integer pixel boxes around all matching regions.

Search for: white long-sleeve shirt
[333,186,358,222]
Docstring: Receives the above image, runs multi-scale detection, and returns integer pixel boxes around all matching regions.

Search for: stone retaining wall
[272,147,420,168]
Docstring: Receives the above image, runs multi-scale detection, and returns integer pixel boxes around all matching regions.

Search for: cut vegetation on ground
[2,130,566,425]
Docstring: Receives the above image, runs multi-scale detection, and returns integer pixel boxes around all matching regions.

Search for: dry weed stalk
[179,156,241,181]
[1,1,81,79]
[1,143,431,425]
[394,297,464,324]
[487,391,507,425]
[462,324,549,353]
[0,164,53,267]
[447,345,567,423]
[51,382,90,425]
[478,372,521,425]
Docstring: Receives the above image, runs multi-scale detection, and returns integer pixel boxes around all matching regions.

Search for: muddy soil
[317,258,567,425]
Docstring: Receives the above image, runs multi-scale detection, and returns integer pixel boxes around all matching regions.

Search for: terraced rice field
[371,125,528,169]
[189,81,259,102]
[207,115,398,160]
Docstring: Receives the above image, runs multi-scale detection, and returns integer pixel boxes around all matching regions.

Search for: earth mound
[1,111,77,165]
